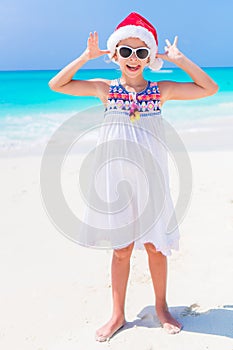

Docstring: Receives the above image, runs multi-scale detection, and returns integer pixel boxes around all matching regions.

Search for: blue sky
[0,0,232,70]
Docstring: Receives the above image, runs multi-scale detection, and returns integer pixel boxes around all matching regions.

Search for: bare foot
[95,316,126,342]
[156,303,182,334]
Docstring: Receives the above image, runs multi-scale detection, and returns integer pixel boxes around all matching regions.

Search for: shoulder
[88,78,111,91]
[88,78,111,90]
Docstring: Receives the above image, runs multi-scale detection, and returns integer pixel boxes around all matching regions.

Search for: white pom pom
[149,58,163,71]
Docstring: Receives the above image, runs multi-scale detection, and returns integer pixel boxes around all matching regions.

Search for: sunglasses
[116,45,150,60]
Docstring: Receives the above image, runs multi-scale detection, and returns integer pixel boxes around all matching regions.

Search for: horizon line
[0,66,232,72]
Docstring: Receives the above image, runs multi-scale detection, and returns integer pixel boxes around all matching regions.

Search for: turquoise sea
[0,67,233,153]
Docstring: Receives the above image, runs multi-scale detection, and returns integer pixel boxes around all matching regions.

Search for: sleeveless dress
[80,78,180,256]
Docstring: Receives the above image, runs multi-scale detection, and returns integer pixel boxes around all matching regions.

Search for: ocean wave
[0,110,102,155]
[153,69,173,73]
[1,108,233,155]
[218,101,233,108]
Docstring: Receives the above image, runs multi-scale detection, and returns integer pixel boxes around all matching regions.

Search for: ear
[113,52,118,61]
[145,57,150,66]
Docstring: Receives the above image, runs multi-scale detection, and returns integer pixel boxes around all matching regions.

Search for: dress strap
[110,78,119,86]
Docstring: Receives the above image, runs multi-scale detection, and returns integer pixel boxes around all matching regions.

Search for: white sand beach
[1,127,233,349]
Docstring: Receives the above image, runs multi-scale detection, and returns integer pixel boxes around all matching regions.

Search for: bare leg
[95,242,134,341]
[144,243,182,334]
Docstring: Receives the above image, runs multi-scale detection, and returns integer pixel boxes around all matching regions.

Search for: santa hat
[107,12,163,71]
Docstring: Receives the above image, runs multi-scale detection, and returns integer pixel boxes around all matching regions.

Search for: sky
[0,0,232,70]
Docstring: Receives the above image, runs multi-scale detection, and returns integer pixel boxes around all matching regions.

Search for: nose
[130,52,138,60]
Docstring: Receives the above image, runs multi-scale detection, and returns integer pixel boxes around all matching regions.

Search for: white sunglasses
[116,45,150,60]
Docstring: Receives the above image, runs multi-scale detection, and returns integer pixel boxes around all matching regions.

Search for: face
[113,37,150,77]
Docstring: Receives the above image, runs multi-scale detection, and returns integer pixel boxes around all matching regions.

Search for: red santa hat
[107,12,163,71]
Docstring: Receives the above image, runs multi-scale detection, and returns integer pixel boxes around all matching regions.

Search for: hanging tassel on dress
[129,100,140,122]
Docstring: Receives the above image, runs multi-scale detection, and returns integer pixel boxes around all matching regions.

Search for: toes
[163,323,182,334]
[95,332,108,342]
[97,337,107,342]
[95,332,105,341]
[96,336,108,342]
[95,323,125,342]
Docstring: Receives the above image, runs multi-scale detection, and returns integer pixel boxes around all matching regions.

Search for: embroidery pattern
[105,80,161,122]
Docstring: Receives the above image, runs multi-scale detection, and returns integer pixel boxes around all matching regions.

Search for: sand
[1,128,233,349]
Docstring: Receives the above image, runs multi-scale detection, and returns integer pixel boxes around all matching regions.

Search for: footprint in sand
[181,303,211,317]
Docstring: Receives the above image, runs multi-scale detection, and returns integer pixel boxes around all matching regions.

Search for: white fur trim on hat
[107,25,163,71]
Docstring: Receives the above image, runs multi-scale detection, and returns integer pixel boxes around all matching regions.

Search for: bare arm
[157,37,219,104]
[48,32,111,99]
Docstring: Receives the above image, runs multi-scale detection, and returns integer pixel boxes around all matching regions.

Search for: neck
[120,74,147,89]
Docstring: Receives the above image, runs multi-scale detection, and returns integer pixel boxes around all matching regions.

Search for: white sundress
[79,78,180,256]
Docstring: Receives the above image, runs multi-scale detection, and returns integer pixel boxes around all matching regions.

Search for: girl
[49,12,218,341]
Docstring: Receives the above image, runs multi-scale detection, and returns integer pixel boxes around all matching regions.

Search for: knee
[144,242,159,255]
[113,242,134,260]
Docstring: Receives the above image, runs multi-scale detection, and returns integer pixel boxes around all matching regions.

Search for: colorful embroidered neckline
[105,79,162,122]
[117,79,151,95]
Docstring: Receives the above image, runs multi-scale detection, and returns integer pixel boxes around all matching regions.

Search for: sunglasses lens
[119,47,132,58]
[136,49,149,59]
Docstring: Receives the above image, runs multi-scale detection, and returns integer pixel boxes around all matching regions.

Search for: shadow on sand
[111,304,233,339]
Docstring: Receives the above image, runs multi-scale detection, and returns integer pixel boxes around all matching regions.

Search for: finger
[87,32,94,47]
[94,31,98,42]
[164,46,169,52]
[101,50,111,54]
[89,32,94,41]
[165,39,171,47]
[99,50,111,56]
[156,53,166,59]
[173,35,178,46]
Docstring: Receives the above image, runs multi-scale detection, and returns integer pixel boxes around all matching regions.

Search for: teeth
[127,65,140,69]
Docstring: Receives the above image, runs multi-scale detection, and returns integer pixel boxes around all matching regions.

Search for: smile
[126,64,141,71]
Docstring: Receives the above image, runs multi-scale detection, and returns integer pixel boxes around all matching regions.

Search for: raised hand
[84,31,111,60]
[156,36,184,63]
